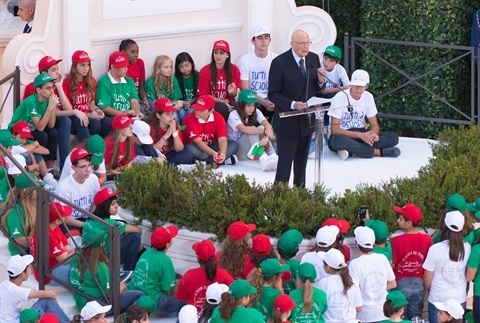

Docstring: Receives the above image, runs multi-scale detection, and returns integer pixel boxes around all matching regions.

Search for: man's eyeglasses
[293,41,312,47]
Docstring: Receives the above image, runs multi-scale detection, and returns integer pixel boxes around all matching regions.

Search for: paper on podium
[307,97,331,106]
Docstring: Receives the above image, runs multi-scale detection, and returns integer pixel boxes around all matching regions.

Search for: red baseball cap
[252,234,272,255]
[70,147,93,163]
[112,114,134,130]
[94,187,121,206]
[49,202,72,222]
[213,40,230,52]
[154,98,176,113]
[393,203,423,225]
[322,218,351,233]
[39,313,59,323]
[72,50,93,63]
[192,95,215,111]
[109,51,129,69]
[38,56,62,73]
[12,121,34,139]
[227,221,256,241]
[192,240,216,262]
[274,294,296,313]
[151,225,178,248]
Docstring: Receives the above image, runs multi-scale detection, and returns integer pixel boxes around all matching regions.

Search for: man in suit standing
[18,0,35,33]
[268,30,326,187]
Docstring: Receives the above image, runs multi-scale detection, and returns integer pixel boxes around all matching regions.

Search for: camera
[358,206,368,219]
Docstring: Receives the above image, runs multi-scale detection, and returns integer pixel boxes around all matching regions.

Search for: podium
[279,101,331,185]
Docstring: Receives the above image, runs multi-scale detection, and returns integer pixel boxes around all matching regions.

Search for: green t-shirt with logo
[254,285,281,322]
[373,240,393,264]
[145,76,182,101]
[182,76,195,102]
[83,219,126,254]
[96,73,139,112]
[128,248,176,302]
[70,254,110,310]
[5,205,29,255]
[9,94,49,131]
[290,287,328,323]
[210,305,264,323]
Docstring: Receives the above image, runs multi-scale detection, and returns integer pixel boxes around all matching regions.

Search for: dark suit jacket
[268,49,321,137]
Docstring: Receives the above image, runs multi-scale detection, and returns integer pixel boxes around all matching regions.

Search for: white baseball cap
[7,254,34,277]
[132,120,153,145]
[316,225,339,247]
[350,69,370,87]
[251,25,271,39]
[432,299,464,319]
[206,282,229,305]
[354,226,375,248]
[178,304,198,323]
[445,210,464,232]
[323,248,346,270]
[7,154,27,175]
[81,301,111,320]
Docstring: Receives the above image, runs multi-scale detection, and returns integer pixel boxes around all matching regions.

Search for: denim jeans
[32,128,58,162]
[165,150,195,166]
[178,107,193,124]
[155,292,186,315]
[184,140,239,164]
[101,115,114,138]
[31,298,70,323]
[428,301,466,323]
[48,264,70,287]
[396,277,426,320]
[120,233,141,271]
[96,289,144,314]
[55,116,72,171]
[70,116,102,142]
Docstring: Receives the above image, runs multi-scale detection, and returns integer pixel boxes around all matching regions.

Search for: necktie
[23,23,31,33]
[299,58,306,78]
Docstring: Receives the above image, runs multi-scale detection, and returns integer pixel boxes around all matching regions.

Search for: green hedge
[117,126,480,239]
[296,0,478,138]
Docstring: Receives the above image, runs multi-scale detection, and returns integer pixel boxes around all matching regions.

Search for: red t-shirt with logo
[105,138,137,168]
[197,64,241,102]
[391,232,433,281]
[150,125,183,155]
[126,58,146,94]
[182,111,227,145]
[62,76,97,113]
[176,267,233,312]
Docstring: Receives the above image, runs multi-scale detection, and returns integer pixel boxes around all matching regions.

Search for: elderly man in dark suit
[268,30,326,187]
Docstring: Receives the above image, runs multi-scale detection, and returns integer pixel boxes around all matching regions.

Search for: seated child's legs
[120,233,141,271]
[155,293,187,315]
[31,298,70,323]
[184,143,211,162]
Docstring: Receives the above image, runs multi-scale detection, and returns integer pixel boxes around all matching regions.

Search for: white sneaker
[224,155,238,165]
[42,173,58,190]
[308,151,316,159]
[260,154,277,172]
[336,150,349,161]
[177,164,196,172]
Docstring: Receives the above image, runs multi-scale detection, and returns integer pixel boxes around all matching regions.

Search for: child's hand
[48,94,60,109]
[227,82,237,96]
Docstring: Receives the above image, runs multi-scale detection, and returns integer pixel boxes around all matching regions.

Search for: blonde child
[271,294,296,323]
[104,114,136,177]
[247,258,289,322]
[145,55,183,121]
[289,262,327,322]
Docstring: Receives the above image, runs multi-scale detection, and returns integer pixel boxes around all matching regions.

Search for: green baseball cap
[297,262,316,282]
[259,258,289,277]
[238,89,258,104]
[446,193,466,212]
[87,135,106,165]
[229,279,257,298]
[386,290,408,308]
[15,172,44,189]
[82,220,108,248]
[33,74,56,88]
[278,229,303,255]
[466,197,480,212]
[365,219,389,242]
[20,308,40,323]
[0,129,20,147]
[324,45,342,60]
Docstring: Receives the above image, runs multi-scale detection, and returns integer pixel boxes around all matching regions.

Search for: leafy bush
[117,126,480,237]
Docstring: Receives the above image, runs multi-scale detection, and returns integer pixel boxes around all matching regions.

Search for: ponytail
[272,309,283,323]
[383,299,396,317]
[302,279,313,313]
[246,267,264,306]
[339,266,353,295]
[199,258,217,282]
[219,292,237,320]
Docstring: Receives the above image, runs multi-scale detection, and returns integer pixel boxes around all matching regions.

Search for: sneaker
[48,168,61,181]
[177,164,196,172]
[260,155,277,172]
[224,155,238,165]
[42,173,58,190]
[336,150,349,161]
[119,270,133,283]
[382,147,401,158]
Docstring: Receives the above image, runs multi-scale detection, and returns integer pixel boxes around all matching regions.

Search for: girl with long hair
[382,290,410,323]
[174,52,199,123]
[243,233,278,278]
[146,98,194,166]
[104,114,136,177]
[2,172,38,255]
[145,55,183,121]
[319,248,362,322]
[246,258,289,321]
[289,262,327,322]
[219,221,255,279]
[63,50,104,141]
[114,304,150,323]
[197,40,241,121]
[227,89,277,171]
[209,279,263,323]
[424,211,469,323]
[176,240,233,311]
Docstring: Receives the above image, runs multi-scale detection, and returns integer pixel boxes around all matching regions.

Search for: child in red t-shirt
[391,203,433,320]
[104,114,136,177]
